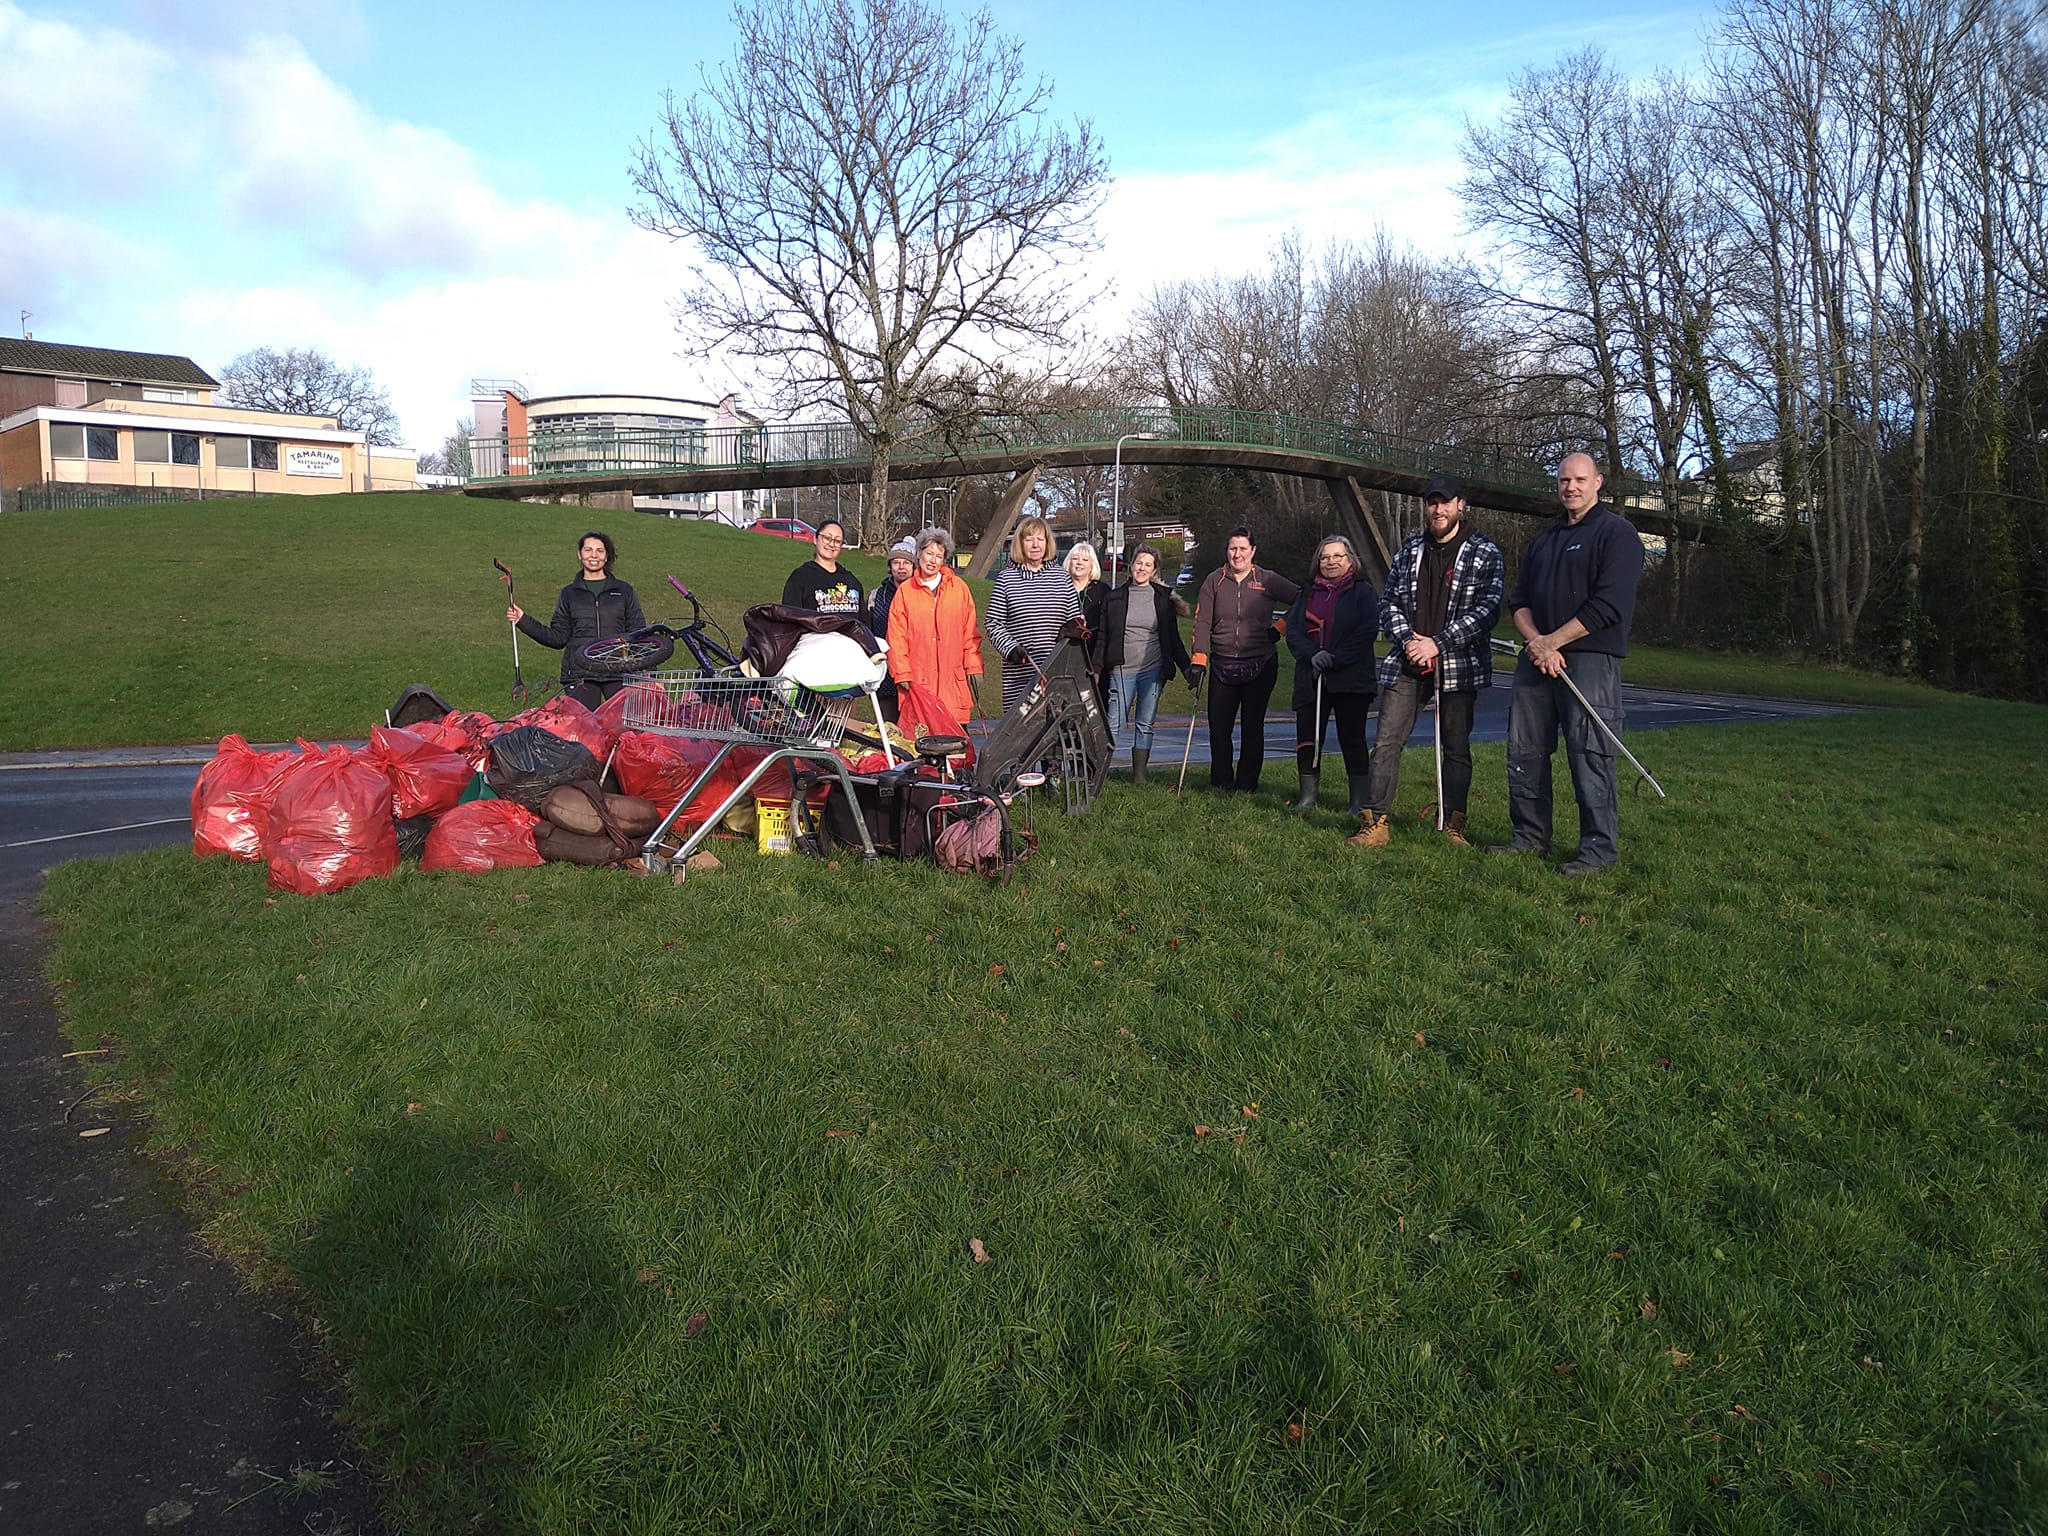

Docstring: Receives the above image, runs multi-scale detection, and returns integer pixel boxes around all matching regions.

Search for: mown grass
[3,493,1939,751]
[41,701,2048,1534]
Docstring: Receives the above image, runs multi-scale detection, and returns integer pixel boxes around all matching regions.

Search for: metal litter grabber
[1491,637,1667,799]
[1175,673,1202,797]
[494,558,533,706]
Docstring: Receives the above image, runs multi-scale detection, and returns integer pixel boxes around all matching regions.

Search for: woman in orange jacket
[886,526,984,729]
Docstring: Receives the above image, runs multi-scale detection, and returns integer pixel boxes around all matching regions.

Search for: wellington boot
[1442,809,1470,847]
[1346,810,1391,848]
[1347,775,1371,815]
[1130,748,1150,786]
[1288,770,1321,813]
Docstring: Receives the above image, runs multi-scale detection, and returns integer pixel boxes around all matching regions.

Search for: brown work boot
[1346,810,1391,848]
[1442,810,1470,847]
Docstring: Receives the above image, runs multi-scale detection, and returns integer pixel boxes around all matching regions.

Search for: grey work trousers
[1506,651,1624,865]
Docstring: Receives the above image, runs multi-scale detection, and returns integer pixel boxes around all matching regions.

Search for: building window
[143,388,196,403]
[135,430,170,463]
[215,436,250,469]
[55,378,87,407]
[51,423,85,459]
[88,427,118,461]
[251,438,279,471]
[172,432,199,465]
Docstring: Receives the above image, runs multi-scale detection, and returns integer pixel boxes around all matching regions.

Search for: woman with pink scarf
[1282,535,1379,814]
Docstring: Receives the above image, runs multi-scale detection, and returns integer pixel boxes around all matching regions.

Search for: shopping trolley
[622,672,880,875]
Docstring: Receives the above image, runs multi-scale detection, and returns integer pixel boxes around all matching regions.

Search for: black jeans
[1207,656,1278,790]
[1292,679,1373,776]
[1365,673,1477,816]
[565,677,625,710]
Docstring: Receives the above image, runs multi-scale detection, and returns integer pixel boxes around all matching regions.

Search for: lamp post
[921,485,957,534]
[1110,432,1158,585]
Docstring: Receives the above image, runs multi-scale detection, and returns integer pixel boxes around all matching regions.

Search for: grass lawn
[40,699,2048,1534]
[0,492,1938,751]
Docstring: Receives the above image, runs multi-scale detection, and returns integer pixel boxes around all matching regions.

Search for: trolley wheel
[577,629,675,676]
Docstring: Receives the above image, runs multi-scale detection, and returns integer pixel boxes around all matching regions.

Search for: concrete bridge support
[963,466,1043,580]
[1324,476,1393,587]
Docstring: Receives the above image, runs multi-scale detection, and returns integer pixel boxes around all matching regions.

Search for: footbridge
[462,406,1705,581]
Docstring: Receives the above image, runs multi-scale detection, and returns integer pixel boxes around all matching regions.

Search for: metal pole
[1490,638,1667,799]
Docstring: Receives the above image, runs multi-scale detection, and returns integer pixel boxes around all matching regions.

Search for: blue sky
[0,0,1716,447]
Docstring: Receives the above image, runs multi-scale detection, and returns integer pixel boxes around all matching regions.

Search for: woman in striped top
[984,515,1080,713]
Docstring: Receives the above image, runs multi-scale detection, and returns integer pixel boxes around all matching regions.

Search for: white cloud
[0,2,191,199]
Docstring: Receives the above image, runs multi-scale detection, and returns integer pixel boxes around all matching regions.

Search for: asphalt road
[0,682,1854,1534]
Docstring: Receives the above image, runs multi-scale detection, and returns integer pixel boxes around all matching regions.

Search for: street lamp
[921,485,957,534]
[1110,432,1159,585]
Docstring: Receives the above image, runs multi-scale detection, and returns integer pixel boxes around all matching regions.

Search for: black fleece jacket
[517,574,646,683]
[1505,504,1644,657]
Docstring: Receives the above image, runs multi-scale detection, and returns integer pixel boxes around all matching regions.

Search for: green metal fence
[9,483,257,513]
[464,406,1562,500]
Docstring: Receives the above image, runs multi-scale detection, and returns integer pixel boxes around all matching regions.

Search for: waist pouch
[1213,654,1270,687]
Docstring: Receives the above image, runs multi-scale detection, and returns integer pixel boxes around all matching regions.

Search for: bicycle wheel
[576,629,676,676]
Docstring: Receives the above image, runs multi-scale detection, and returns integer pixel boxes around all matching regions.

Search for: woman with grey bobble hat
[868,536,917,722]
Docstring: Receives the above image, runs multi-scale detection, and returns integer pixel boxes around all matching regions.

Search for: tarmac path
[0,682,1856,1533]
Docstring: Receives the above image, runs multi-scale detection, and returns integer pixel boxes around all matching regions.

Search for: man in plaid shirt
[1349,475,1504,848]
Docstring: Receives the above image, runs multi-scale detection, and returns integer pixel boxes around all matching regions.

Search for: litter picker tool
[1175,676,1201,797]
[1309,670,1326,774]
[493,558,532,706]
[1431,672,1445,829]
[1491,637,1666,799]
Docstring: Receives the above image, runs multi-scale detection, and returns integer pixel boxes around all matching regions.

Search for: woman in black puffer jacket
[505,531,646,707]
[1283,534,1377,815]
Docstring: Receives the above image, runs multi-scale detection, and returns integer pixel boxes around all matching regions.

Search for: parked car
[750,516,817,542]
[1175,560,1198,588]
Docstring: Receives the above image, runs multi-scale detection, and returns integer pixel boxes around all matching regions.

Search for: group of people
[505,451,1644,873]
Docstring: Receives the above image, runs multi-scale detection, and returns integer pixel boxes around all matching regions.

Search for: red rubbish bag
[421,800,544,872]
[265,744,401,895]
[368,725,473,819]
[897,680,976,771]
[192,734,297,861]
[413,710,496,771]
[612,731,798,830]
[511,695,616,762]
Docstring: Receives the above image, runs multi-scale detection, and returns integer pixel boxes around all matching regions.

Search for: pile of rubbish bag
[191,692,777,895]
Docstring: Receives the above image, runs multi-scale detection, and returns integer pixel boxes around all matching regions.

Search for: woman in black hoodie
[506,530,646,707]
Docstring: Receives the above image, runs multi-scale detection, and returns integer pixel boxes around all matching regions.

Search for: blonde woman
[1065,540,1110,614]
[985,515,1079,713]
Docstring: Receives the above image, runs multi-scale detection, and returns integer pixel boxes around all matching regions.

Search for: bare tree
[631,0,1108,549]
[218,346,402,445]
[417,419,474,479]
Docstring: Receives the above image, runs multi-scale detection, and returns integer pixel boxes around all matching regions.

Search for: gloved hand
[1311,650,1336,674]
[968,674,982,711]
[1006,646,1030,667]
[1185,662,1205,698]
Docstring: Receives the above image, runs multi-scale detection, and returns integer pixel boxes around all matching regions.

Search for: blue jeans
[1506,652,1623,865]
[1107,667,1164,751]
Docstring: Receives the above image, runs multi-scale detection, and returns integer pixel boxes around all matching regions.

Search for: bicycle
[575,575,741,676]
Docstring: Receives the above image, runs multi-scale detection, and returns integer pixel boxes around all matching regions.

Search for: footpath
[0,837,386,1532]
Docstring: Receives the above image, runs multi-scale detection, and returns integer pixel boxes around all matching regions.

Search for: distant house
[0,337,416,511]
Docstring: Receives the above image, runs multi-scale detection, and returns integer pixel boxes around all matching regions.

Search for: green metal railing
[464,406,1561,500]
[9,483,262,513]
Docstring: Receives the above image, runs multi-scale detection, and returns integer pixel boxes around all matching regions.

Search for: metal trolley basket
[622,671,883,875]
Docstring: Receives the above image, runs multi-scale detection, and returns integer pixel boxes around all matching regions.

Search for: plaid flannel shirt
[1376,531,1505,692]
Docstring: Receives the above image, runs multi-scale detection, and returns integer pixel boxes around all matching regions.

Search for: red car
[750,517,816,542]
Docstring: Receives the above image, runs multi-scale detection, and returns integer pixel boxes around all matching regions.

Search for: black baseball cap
[1422,474,1463,502]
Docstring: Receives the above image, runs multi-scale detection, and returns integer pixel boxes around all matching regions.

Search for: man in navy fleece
[1491,453,1645,875]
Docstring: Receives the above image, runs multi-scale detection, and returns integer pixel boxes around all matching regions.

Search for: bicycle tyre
[576,629,675,677]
